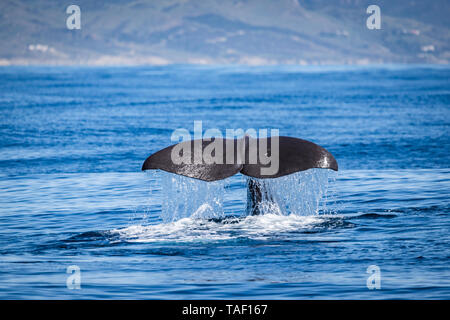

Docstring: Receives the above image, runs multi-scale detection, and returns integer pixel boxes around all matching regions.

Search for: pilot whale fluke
[142,136,338,181]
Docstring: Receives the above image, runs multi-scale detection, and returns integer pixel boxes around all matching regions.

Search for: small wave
[65,230,114,242]
[349,212,398,219]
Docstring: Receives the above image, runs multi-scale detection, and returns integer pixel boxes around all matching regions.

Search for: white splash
[154,168,336,222]
[111,214,329,243]
[116,168,338,242]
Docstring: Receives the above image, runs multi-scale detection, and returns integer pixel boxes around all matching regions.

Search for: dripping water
[149,168,337,223]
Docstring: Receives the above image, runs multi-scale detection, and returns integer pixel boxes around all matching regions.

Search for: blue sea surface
[0,65,449,299]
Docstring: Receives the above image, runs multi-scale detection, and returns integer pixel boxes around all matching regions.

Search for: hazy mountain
[0,0,448,65]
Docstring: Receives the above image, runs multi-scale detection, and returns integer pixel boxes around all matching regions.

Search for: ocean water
[0,65,449,299]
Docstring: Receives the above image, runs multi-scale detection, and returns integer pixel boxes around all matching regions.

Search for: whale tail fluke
[142,136,338,181]
[142,136,338,215]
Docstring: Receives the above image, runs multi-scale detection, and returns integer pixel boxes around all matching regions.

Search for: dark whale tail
[142,136,338,181]
[142,136,338,215]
